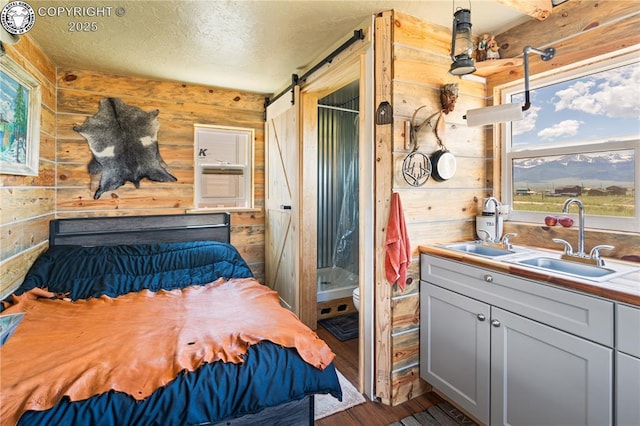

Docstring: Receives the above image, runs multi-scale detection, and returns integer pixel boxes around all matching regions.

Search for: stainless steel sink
[437,241,639,282]
[443,242,514,258]
[511,255,640,281]
[515,257,616,279]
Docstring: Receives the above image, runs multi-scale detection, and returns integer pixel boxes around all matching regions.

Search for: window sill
[187,207,263,214]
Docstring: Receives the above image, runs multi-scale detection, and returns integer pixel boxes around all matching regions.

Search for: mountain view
[508,60,638,194]
[513,151,634,190]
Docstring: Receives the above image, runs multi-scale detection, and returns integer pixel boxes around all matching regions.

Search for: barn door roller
[267,29,365,109]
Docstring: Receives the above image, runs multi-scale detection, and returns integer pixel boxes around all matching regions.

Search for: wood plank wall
[375,10,491,406]
[54,69,268,281]
[0,37,56,297]
[1,35,268,297]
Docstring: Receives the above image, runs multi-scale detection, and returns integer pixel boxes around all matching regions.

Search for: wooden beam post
[496,0,552,21]
[374,10,394,405]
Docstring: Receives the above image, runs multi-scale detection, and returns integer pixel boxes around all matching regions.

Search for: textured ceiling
[21,0,533,94]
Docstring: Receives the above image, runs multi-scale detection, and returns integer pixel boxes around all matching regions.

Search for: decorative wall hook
[409,106,440,152]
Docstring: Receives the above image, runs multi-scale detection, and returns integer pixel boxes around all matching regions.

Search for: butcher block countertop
[419,244,640,307]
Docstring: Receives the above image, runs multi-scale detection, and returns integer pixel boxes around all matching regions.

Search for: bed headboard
[49,213,231,246]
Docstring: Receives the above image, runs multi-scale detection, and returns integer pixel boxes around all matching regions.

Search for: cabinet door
[420,282,490,424]
[617,352,640,426]
[491,308,613,426]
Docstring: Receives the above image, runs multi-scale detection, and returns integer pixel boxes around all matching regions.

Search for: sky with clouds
[510,61,640,148]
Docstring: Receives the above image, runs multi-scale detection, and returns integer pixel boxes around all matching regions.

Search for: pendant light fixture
[449,7,476,76]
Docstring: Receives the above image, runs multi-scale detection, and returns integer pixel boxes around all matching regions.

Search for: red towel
[385,192,411,291]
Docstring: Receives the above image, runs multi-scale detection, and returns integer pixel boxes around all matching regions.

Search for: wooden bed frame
[47,212,315,426]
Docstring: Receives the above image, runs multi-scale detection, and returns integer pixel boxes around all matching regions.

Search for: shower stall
[317,82,359,303]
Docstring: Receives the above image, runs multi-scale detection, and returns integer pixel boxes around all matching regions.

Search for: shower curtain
[317,101,359,278]
[331,129,358,275]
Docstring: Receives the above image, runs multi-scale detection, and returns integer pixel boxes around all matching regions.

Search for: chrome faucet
[561,198,585,257]
[477,229,491,243]
[589,245,615,267]
[555,197,615,266]
[502,233,517,250]
[483,197,501,244]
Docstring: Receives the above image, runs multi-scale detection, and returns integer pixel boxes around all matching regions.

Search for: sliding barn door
[265,89,300,315]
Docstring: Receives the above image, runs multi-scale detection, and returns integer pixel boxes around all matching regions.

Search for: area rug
[315,369,366,420]
[390,401,478,425]
[318,313,359,341]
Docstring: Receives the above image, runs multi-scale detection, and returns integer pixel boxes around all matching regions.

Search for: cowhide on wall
[74,98,177,199]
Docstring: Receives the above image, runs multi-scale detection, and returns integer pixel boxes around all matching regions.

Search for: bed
[0,213,342,425]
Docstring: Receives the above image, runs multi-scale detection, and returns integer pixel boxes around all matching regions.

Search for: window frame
[500,50,639,233]
[193,124,255,211]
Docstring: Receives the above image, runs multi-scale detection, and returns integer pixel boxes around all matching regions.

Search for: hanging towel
[385,192,411,291]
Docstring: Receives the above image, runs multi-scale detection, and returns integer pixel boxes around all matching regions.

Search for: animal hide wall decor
[74,98,177,199]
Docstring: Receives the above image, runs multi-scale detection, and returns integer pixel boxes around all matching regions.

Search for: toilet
[352,287,360,311]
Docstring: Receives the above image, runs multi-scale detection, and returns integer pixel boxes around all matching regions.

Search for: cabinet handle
[491,319,501,328]
[484,274,493,283]
[477,313,486,321]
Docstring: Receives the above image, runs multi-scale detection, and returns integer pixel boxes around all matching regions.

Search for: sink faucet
[561,198,585,257]
[555,198,615,266]
[483,197,502,244]
[477,229,491,243]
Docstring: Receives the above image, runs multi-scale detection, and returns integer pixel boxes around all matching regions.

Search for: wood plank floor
[315,324,446,426]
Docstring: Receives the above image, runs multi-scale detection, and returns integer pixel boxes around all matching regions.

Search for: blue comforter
[12,241,255,301]
[3,241,342,425]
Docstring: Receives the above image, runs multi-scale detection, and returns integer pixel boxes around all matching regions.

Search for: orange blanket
[0,278,334,425]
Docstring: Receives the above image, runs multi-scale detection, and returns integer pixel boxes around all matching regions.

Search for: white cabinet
[420,254,615,426]
[617,304,640,357]
[420,283,490,423]
[616,304,640,426]
[617,352,640,426]
[491,307,612,426]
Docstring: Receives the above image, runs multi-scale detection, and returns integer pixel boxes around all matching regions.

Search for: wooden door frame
[297,25,374,398]
[297,92,318,328]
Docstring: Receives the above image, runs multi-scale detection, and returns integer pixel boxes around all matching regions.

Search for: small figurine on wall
[440,83,459,114]
[476,34,489,62]
[486,35,500,60]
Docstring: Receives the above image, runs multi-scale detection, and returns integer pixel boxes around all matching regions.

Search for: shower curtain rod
[318,104,360,114]
[266,29,365,108]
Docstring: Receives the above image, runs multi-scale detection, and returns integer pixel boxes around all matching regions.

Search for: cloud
[553,62,640,118]
[512,104,540,136]
[538,119,583,140]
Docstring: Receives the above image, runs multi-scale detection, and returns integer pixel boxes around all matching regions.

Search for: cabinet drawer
[617,304,640,357]
[421,254,614,346]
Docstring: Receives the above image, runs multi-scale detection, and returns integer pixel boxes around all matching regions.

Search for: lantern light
[449,8,476,76]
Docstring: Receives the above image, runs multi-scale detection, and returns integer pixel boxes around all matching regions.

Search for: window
[501,52,639,232]
[194,124,254,209]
